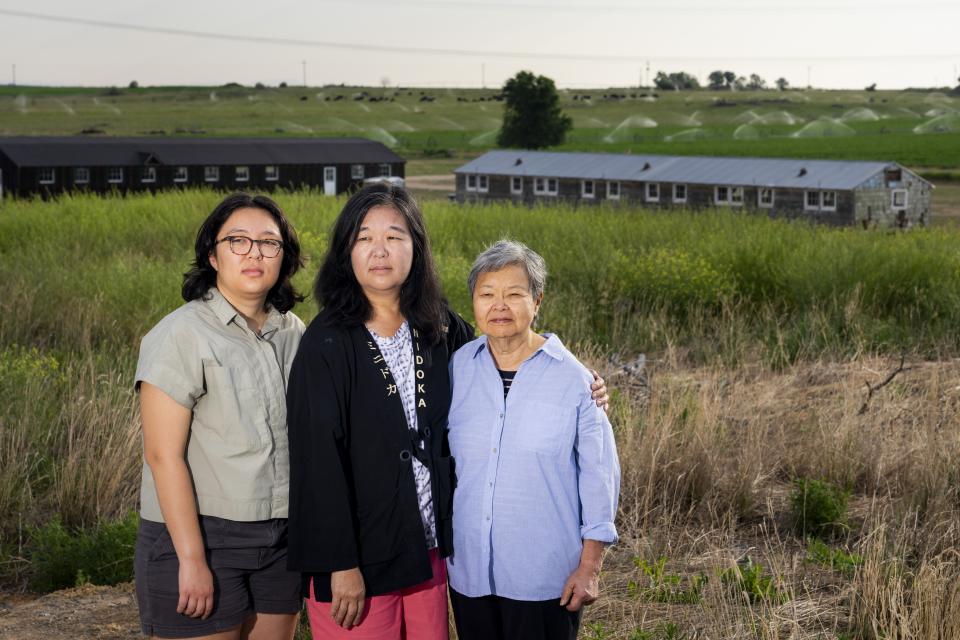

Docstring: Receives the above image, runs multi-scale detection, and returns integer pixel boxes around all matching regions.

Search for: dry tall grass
[567,351,960,639]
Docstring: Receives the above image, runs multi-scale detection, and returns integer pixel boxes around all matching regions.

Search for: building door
[324,166,336,196]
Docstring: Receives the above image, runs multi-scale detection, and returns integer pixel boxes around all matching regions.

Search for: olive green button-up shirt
[135,288,305,523]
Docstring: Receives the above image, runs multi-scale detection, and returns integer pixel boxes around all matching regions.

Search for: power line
[337,0,960,12]
[0,8,956,63]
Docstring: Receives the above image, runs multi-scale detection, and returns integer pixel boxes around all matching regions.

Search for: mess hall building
[0,136,405,199]
[454,150,932,227]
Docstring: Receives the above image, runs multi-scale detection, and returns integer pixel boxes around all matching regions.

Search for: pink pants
[306,548,449,640]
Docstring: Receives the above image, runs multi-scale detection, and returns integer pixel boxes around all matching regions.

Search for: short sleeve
[135,315,205,410]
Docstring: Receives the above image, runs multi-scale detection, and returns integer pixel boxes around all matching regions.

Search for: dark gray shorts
[134,515,301,638]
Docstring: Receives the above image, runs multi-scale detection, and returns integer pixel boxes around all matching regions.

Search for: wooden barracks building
[454,150,932,228]
[0,137,405,199]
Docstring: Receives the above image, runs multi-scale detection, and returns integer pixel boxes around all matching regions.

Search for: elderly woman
[446,239,621,640]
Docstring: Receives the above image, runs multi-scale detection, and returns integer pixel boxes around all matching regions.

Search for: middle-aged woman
[286,184,472,639]
[134,193,305,640]
[446,239,621,640]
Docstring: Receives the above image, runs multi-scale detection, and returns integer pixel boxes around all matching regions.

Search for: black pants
[449,587,582,640]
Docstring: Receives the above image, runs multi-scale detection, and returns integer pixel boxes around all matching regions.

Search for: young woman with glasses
[133,193,305,640]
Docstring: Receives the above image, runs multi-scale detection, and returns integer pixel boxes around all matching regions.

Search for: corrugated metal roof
[0,137,404,167]
[455,150,904,190]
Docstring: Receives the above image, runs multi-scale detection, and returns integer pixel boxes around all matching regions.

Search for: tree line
[654,70,790,91]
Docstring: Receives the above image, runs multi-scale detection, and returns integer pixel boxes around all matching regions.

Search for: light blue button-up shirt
[446,333,620,601]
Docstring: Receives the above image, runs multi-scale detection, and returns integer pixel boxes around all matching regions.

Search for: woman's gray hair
[467,239,547,298]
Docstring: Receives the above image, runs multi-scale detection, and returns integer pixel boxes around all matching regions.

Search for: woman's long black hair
[315,183,446,345]
[182,192,305,313]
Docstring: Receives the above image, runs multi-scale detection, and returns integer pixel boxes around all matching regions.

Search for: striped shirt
[497,369,516,398]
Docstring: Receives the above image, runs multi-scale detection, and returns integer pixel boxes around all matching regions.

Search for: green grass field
[2,85,959,169]
[4,190,960,364]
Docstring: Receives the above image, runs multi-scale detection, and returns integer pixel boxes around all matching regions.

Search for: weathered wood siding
[456,172,931,229]
[1,160,405,199]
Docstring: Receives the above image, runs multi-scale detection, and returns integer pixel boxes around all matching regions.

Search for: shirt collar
[204,287,282,336]
[471,333,565,363]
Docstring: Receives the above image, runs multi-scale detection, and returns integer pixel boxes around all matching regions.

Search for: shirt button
[492,447,497,453]
[486,516,491,521]
[499,413,504,419]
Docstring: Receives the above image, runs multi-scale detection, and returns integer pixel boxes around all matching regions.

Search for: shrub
[29,512,138,592]
[806,537,863,574]
[791,477,850,538]
[719,560,789,605]
[629,556,707,604]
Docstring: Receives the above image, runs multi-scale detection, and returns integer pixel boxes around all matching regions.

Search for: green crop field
[2,85,959,170]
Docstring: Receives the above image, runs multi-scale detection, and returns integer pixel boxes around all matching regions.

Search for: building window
[467,175,478,192]
[646,183,659,202]
[74,168,90,184]
[673,184,687,203]
[108,168,124,184]
[204,166,220,182]
[805,191,820,210]
[39,168,55,184]
[511,176,523,194]
[821,190,836,211]
[715,186,729,204]
[235,166,250,182]
[892,189,908,209]
[730,186,744,206]
[758,188,774,208]
[477,175,489,193]
[607,181,620,199]
[265,165,279,182]
[174,167,188,183]
[379,163,391,177]
[582,180,595,198]
[351,164,365,179]
[534,177,558,196]
[141,167,157,183]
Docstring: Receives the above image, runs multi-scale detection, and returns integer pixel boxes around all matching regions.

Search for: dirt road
[0,583,139,640]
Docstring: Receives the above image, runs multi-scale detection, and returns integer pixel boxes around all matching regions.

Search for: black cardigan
[286,307,474,601]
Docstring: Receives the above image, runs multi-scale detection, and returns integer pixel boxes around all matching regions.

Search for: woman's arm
[140,382,213,620]
[560,383,621,610]
[559,539,605,611]
[287,330,365,628]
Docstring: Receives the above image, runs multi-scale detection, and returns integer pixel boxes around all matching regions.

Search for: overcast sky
[0,0,958,90]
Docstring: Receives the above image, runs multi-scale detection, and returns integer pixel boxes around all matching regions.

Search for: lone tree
[497,71,572,149]
[655,71,700,91]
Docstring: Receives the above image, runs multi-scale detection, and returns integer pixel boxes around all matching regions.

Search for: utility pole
[302,60,307,88]
[645,60,650,87]
[11,63,15,86]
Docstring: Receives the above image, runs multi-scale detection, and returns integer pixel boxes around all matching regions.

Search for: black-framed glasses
[216,236,284,258]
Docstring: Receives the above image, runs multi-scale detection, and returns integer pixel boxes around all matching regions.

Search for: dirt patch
[405,174,455,192]
[0,583,139,639]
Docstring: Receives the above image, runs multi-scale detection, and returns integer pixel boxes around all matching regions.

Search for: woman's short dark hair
[182,192,305,313]
[315,183,446,344]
